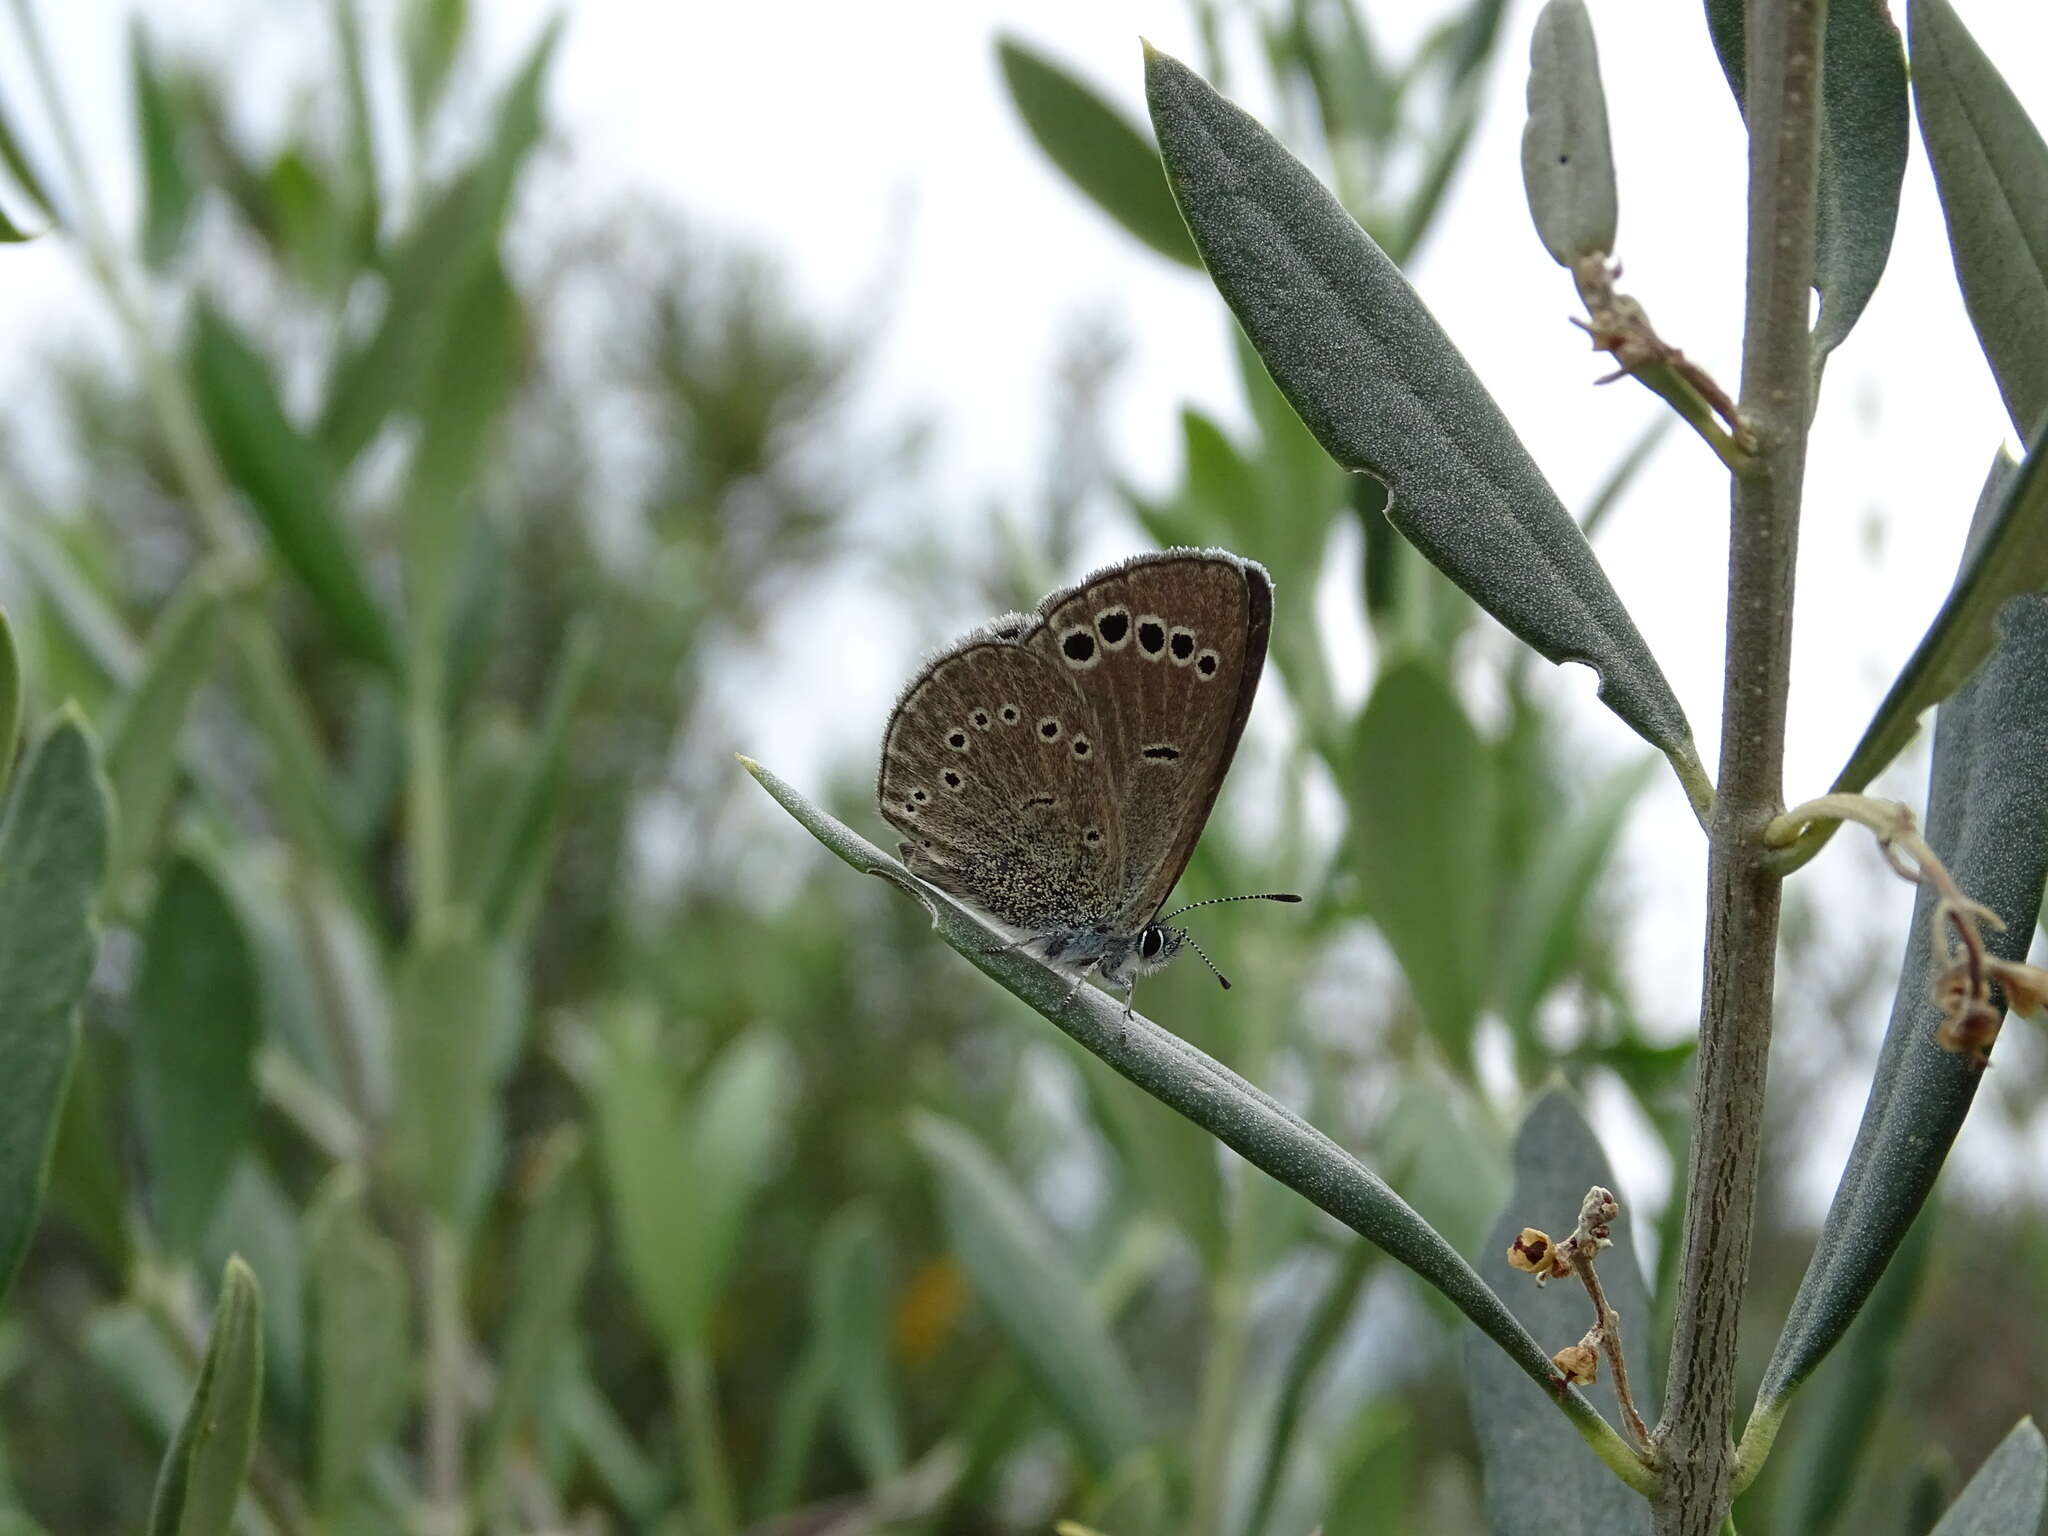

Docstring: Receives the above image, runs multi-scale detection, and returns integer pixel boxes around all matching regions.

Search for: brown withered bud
[1992,959,2048,1022]
[1552,1342,1599,1386]
[1578,1186,1618,1247]
[1508,1228,1553,1274]
[1937,998,2003,1066]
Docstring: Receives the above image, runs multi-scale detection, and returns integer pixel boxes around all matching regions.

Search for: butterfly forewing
[879,633,1125,934]
[1022,550,1272,929]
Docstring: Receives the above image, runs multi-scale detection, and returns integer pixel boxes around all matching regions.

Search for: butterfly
[878,548,1297,1011]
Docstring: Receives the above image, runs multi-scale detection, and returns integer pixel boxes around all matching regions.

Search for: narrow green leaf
[0,608,22,791]
[147,1256,264,1536]
[203,1160,306,1403]
[0,716,111,1301]
[304,1171,409,1513]
[103,571,225,888]
[187,304,400,672]
[997,36,1200,267]
[591,1016,790,1353]
[1771,1208,1934,1535]
[46,1027,132,1276]
[1830,444,2047,801]
[1348,660,1494,1058]
[1246,1240,1377,1536]
[1521,0,1616,267]
[1909,0,2048,436]
[1497,757,1659,1036]
[1077,1051,1225,1268]
[318,19,555,465]
[400,0,468,134]
[745,759,1650,1491]
[132,852,261,1256]
[1705,0,1909,364]
[1930,1419,2048,1536]
[1466,1089,1654,1534]
[6,518,142,688]
[1145,46,1695,764]
[130,22,196,269]
[332,0,381,265]
[478,1128,593,1481]
[0,91,58,225]
[909,1113,1149,1473]
[811,1203,906,1484]
[406,253,521,630]
[1748,504,2048,1423]
[389,929,523,1226]
[477,617,593,933]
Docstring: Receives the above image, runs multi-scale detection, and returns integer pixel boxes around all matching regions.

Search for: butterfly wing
[878,624,1125,936]
[1019,549,1272,930]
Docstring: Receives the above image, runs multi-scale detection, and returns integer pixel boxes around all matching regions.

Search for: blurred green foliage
[0,1,2036,1534]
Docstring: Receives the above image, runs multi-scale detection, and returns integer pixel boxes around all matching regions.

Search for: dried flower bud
[1937,998,2002,1065]
[1552,1342,1598,1386]
[1508,1228,1553,1274]
[1578,1185,1618,1247]
[1992,959,2048,1022]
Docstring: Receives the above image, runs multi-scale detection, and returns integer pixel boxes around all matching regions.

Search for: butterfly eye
[1139,927,1165,959]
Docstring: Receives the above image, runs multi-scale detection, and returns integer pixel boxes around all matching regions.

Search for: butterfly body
[878,548,1272,1004]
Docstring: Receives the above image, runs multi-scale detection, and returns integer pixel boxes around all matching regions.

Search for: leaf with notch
[1145,46,1695,765]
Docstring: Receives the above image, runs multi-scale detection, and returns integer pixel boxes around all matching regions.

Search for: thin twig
[1654,0,1826,1527]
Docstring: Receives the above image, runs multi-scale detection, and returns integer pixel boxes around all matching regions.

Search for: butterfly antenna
[1159,892,1303,921]
[1182,933,1232,991]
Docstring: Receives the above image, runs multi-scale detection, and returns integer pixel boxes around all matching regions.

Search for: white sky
[5,0,2048,1208]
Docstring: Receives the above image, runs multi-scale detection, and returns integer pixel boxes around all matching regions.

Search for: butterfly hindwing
[1022,550,1272,929]
[878,630,1125,935]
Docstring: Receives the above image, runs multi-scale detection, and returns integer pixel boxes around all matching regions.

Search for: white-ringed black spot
[1136,616,1166,657]
[1072,735,1092,759]
[1083,827,1103,845]
[1142,744,1182,762]
[903,800,917,814]
[999,704,1020,724]
[1059,627,1099,668]
[946,729,970,751]
[942,769,965,790]
[1195,649,1220,679]
[1096,608,1131,647]
[1038,717,1062,741]
[1168,628,1197,663]
[970,708,992,730]
[912,788,929,803]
